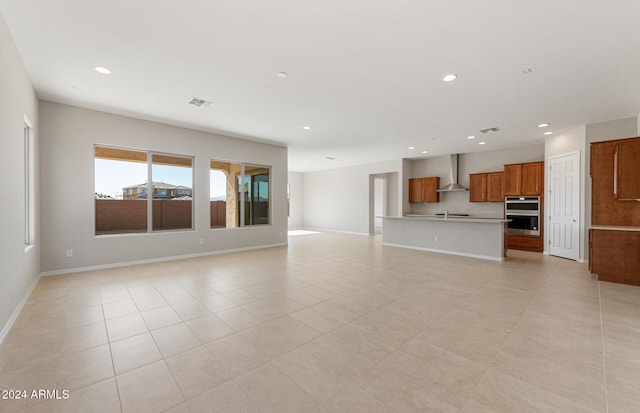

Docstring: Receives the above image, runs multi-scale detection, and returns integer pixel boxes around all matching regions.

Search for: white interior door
[548,152,580,260]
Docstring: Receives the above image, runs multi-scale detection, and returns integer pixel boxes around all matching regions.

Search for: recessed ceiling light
[443,74,457,82]
[538,123,549,128]
[302,126,311,130]
[467,135,476,140]
[478,141,486,145]
[94,66,112,75]
[408,146,415,150]
[421,150,428,154]
[544,131,553,135]
[276,72,288,79]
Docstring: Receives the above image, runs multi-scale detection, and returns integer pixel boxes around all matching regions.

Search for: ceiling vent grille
[480,127,500,134]
[188,97,212,107]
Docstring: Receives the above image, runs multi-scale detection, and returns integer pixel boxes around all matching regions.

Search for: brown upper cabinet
[408,177,440,203]
[504,164,522,195]
[486,172,505,201]
[522,162,544,195]
[504,162,543,196]
[469,172,504,202]
[591,137,640,226]
[409,178,422,203]
[614,139,640,200]
[469,173,487,202]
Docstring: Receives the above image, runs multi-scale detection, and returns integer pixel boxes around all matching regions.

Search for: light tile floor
[0,232,639,412]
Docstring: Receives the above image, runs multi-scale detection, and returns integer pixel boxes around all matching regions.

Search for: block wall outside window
[94,145,193,235]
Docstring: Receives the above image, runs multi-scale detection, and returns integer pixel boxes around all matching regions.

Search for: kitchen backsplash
[409,190,505,218]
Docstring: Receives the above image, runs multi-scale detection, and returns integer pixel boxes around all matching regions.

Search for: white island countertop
[382,215,509,261]
[384,214,510,224]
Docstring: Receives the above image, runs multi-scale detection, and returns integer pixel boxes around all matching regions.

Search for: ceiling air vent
[480,127,500,134]
[325,156,335,160]
[188,97,213,107]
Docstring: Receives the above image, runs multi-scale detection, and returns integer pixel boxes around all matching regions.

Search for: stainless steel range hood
[437,154,469,192]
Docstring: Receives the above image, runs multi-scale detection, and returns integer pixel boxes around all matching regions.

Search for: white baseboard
[41,242,288,277]
[0,273,42,345]
[302,227,370,236]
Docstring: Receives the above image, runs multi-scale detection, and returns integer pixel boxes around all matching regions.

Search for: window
[24,119,34,246]
[94,146,193,235]
[151,154,193,231]
[210,160,270,228]
[210,160,240,229]
[243,165,270,226]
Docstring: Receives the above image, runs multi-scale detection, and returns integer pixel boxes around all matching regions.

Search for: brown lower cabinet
[590,229,640,286]
[507,235,543,252]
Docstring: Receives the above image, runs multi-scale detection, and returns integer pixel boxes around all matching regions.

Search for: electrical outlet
[199,238,204,245]
[65,249,73,257]
[434,235,438,242]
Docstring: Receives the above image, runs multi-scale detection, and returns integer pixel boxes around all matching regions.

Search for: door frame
[369,174,388,235]
[546,150,581,261]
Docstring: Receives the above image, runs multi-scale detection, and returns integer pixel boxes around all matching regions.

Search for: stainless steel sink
[435,213,469,217]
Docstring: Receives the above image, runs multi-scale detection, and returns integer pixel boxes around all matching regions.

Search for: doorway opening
[374,177,385,234]
[369,172,398,236]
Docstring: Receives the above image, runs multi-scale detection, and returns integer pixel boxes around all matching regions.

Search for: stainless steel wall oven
[505,196,540,237]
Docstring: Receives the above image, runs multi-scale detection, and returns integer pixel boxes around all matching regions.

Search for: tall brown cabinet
[589,137,640,286]
[504,161,545,252]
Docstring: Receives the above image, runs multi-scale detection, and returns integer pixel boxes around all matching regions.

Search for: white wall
[39,101,288,272]
[544,126,587,260]
[0,12,40,337]
[586,117,637,144]
[409,144,545,217]
[303,159,402,234]
[287,172,304,229]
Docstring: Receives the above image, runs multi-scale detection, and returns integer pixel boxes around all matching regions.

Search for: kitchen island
[382,215,509,261]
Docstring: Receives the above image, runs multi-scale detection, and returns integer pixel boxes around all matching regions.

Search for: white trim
[547,150,582,261]
[383,242,505,262]
[302,227,369,236]
[41,242,288,276]
[23,113,33,128]
[0,274,42,345]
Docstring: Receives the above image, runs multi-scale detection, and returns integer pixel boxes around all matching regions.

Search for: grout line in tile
[102,303,125,413]
[457,282,542,412]
[597,281,609,413]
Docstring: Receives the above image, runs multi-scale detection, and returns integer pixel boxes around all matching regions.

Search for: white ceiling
[1,0,639,172]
